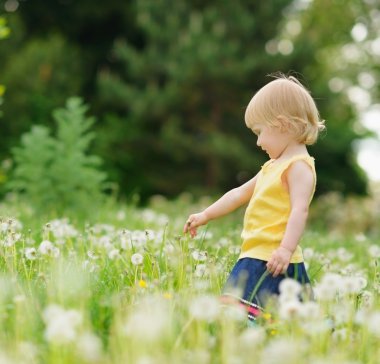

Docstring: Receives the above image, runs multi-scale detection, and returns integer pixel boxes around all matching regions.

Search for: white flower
[279,300,303,320]
[191,250,208,261]
[369,244,380,258]
[43,304,82,344]
[131,253,144,266]
[239,327,266,348]
[48,218,79,240]
[260,339,300,364]
[38,240,60,257]
[299,301,321,320]
[25,247,37,260]
[361,290,373,308]
[367,311,380,337]
[279,278,302,297]
[189,295,220,322]
[194,264,209,278]
[124,298,170,342]
[76,332,103,362]
[108,249,120,260]
[303,247,314,260]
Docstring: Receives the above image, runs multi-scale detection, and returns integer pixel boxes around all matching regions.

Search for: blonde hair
[244,75,325,145]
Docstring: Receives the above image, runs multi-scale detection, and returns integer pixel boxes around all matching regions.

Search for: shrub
[8,97,107,218]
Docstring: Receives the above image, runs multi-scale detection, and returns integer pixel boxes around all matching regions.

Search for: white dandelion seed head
[189,295,220,322]
[332,303,352,325]
[191,250,208,261]
[369,244,380,258]
[24,247,37,260]
[108,249,120,260]
[341,276,367,295]
[76,332,103,362]
[239,327,266,348]
[332,328,348,341]
[260,339,300,364]
[194,264,209,278]
[131,253,144,266]
[303,247,314,260]
[367,311,380,337]
[124,299,170,342]
[279,278,302,297]
[38,240,60,257]
[279,299,303,320]
[43,305,82,344]
[360,290,374,308]
[47,218,79,240]
[299,301,321,320]
[222,304,247,322]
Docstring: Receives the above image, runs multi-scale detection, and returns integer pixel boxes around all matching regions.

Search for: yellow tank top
[239,155,316,263]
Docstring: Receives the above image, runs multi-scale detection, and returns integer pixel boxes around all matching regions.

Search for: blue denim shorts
[222,257,311,319]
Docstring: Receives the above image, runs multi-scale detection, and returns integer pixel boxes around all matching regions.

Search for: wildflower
[191,250,207,261]
[279,278,302,297]
[25,247,37,260]
[108,249,120,260]
[299,301,320,320]
[189,295,220,322]
[239,327,266,348]
[367,311,380,337]
[260,338,300,364]
[38,240,60,257]
[194,264,209,277]
[369,244,380,258]
[279,300,303,320]
[131,253,144,266]
[138,279,147,288]
[76,332,103,362]
[163,293,172,300]
[303,247,314,260]
[3,232,22,247]
[43,304,82,344]
[124,298,170,342]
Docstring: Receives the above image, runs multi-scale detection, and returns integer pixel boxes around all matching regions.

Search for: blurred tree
[97,0,368,199]
[0,0,373,201]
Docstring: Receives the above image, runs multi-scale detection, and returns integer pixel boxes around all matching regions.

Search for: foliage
[0,16,10,118]
[0,32,84,156]
[1,0,378,200]
[7,97,107,218]
[97,0,369,199]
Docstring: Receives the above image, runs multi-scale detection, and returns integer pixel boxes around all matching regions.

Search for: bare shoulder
[286,160,315,191]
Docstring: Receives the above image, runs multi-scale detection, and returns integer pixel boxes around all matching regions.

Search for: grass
[0,194,379,363]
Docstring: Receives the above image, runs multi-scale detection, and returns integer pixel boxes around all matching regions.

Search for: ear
[276,115,293,133]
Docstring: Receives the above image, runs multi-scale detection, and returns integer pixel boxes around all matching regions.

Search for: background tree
[0,0,376,201]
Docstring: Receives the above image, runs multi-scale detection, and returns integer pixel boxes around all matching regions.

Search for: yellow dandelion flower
[262,313,272,320]
[138,279,147,288]
[163,293,172,300]
[270,329,277,336]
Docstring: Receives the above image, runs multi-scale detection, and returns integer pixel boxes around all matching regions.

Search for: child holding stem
[184,74,325,321]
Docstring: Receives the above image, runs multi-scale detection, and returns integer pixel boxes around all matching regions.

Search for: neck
[277,142,307,160]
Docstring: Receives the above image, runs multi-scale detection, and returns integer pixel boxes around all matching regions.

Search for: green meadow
[0,193,379,364]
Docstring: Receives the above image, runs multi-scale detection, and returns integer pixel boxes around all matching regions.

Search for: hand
[266,246,292,277]
[183,212,208,238]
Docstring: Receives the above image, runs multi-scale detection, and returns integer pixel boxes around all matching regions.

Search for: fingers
[183,215,198,237]
[266,260,288,277]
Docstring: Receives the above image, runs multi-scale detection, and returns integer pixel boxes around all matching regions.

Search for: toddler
[184,74,325,321]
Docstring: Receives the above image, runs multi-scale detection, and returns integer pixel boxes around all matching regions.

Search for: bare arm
[266,161,314,277]
[183,173,260,237]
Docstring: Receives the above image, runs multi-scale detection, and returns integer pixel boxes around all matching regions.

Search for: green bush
[7,97,107,218]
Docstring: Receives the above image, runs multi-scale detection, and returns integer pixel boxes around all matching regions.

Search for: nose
[256,136,261,147]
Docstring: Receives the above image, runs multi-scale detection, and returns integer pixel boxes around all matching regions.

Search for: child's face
[252,123,295,159]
